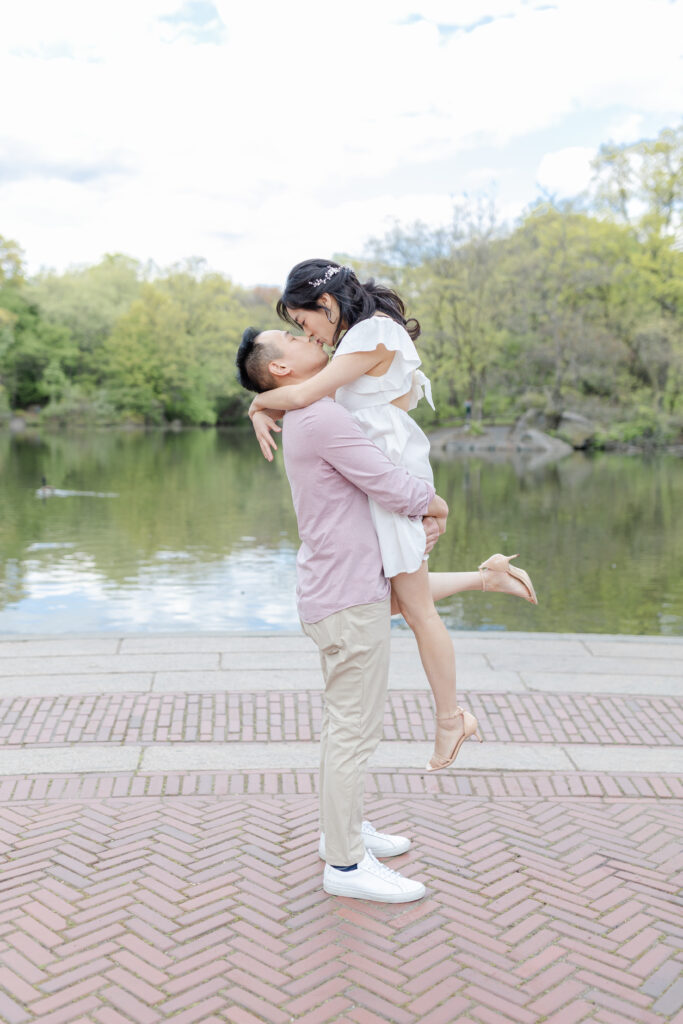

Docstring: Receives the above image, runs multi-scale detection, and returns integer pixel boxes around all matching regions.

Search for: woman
[249,259,537,771]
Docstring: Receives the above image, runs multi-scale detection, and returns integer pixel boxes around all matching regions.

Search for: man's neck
[277,370,319,388]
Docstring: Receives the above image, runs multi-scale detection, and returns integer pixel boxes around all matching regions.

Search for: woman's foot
[426,706,482,772]
[478,553,538,604]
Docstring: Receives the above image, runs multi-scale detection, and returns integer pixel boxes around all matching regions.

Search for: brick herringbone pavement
[1,790,682,1024]
[1,691,680,746]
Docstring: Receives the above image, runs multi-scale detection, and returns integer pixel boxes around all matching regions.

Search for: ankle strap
[436,707,464,721]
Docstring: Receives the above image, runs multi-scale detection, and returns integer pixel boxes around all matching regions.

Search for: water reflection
[0,546,299,633]
[0,428,681,635]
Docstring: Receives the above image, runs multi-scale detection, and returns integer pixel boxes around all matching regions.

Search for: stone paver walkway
[0,630,682,1024]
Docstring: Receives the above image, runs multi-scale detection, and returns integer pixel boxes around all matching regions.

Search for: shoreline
[4,417,683,456]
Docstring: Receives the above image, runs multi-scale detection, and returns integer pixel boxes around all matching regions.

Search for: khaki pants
[302,597,391,866]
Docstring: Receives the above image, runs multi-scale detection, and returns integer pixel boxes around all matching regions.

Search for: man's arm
[308,399,438,518]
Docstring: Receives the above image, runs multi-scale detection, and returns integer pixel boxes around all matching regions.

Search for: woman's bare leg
[389,566,532,613]
[428,572,482,602]
[391,563,483,770]
[391,563,458,716]
[390,570,480,613]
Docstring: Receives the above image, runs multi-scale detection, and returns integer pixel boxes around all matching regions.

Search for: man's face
[259,329,329,382]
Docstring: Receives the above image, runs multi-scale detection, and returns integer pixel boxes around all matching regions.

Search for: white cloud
[218,191,460,286]
[536,146,596,199]
[0,0,680,282]
[604,113,646,145]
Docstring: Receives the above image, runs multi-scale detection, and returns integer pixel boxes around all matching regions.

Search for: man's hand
[426,493,448,525]
[422,493,448,554]
[423,516,441,554]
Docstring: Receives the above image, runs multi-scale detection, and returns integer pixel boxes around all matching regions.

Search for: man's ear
[268,360,292,380]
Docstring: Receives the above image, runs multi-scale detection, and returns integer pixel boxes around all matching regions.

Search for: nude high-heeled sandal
[426,706,483,772]
[479,553,538,605]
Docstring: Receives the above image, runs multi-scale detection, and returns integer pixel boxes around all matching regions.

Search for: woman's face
[286,293,340,346]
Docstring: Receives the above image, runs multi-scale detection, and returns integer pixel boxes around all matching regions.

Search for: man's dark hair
[235,327,283,393]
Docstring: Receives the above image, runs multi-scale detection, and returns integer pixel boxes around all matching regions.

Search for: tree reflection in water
[0,429,681,635]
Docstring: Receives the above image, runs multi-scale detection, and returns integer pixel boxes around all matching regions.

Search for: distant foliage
[0,124,681,435]
[0,246,276,425]
[355,124,683,439]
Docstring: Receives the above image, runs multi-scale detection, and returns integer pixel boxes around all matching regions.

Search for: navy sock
[331,864,357,871]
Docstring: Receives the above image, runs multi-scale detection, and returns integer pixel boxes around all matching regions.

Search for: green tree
[27,254,143,385]
[591,125,683,411]
[0,235,25,286]
[501,206,633,410]
[104,265,250,424]
[591,124,682,238]
[362,203,508,420]
[0,235,78,410]
[0,287,76,409]
[156,262,252,422]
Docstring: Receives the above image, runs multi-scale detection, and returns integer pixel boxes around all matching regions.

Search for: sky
[1,0,681,287]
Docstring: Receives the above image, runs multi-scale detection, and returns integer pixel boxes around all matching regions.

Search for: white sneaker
[323,850,425,903]
[318,820,411,861]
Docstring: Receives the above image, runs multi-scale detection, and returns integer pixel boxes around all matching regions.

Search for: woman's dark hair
[276,259,420,347]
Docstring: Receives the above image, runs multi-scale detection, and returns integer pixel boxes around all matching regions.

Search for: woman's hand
[248,395,266,420]
[251,410,282,462]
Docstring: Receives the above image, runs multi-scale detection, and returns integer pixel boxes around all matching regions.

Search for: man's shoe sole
[323,879,425,903]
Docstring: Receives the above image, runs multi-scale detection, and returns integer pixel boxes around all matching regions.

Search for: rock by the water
[429,423,572,461]
[557,412,597,449]
[514,428,573,456]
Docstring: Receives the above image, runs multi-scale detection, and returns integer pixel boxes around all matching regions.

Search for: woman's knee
[398,601,441,632]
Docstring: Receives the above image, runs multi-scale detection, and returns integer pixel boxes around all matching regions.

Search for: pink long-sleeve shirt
[282,397,435,623]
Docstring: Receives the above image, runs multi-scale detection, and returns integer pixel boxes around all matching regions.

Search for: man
[236,328,447,903]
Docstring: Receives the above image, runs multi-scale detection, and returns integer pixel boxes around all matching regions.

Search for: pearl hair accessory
[308,265,344,288]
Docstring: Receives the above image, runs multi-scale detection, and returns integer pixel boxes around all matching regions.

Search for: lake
[1,428,681,635]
